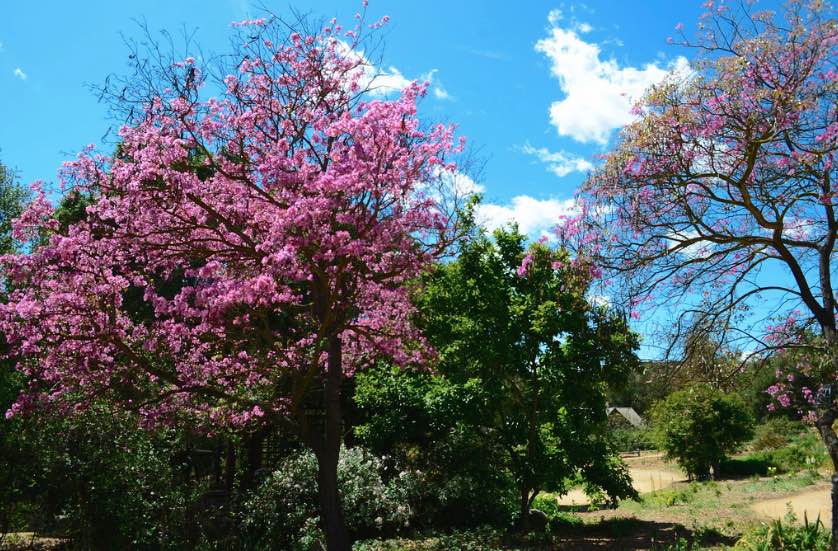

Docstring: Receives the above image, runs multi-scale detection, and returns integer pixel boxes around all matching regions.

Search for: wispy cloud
[433,87,450,100]
[464,48,509,61]
[336,41,445,99]
[536,12,690,145]
[521,143,593,177]
[13,67,27,80]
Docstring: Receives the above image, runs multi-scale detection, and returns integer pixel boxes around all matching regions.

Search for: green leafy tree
[415,226,639,526]
[0,159,28,256]
[651,384,754,480]
[354,365,517,528]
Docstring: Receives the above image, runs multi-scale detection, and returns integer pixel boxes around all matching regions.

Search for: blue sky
[0,0,787,357]
[0,0,719,228]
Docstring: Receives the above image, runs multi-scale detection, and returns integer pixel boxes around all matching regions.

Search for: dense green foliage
[0,406,202,550]
[356,227,639,526]
[651,385,754,479]
[721,427,827,477]
[0,160,28,256]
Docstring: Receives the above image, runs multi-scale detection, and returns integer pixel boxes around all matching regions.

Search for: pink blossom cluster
[0,16,460,428]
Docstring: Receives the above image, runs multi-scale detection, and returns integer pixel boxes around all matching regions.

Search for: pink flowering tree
[0,12,462,551]
[570,0,838,540]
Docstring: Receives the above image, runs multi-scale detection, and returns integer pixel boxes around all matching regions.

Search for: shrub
[721,429,827,477]
[718,456,773,477]
[239,446,412,550]
[650,385,754,479]
[609,425,656,452]
[733,513,831,550]
[353,526,506,551]
[750,418,806,451]
[530,494,583,531]
[0,405,198,550]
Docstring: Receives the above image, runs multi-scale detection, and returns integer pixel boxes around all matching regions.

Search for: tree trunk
[519,487,531,532]
[239,429,266,491]
[820,323,838,550]
[313,334,350,551]
[815,406,838,551]
[832,473,838,551]
[224,439,236,493]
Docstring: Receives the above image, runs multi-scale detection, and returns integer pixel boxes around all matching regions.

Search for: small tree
[651,384,754,480]
[415,226,639,527]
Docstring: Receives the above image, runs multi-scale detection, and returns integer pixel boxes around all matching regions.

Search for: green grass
[617,471,823,519]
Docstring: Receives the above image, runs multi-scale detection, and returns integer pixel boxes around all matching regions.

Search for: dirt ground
[552,450,831,548]
[556,453,684,507]
[751,487,831,527]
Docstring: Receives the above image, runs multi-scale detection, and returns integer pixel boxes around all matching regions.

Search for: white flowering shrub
[238,446,412,550]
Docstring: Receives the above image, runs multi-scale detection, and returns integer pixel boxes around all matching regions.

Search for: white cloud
[431,169,484,198]
[666,229,712,259]
[433,86,451,100]
[367,65,412,96]
[476,195,577,237]
[336,40,442,99]
[522,143,593,177]
[12,67,26,80]
[536,16,690,145]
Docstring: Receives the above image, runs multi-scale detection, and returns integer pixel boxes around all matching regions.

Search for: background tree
[569,1,838,541]
[0,159,28,257]
[354,364,518,528]
[414,226,639,527]
[650,384,754,480]
[0,13,463,550]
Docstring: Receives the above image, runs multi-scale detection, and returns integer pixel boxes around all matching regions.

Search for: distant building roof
[606,406,644,427]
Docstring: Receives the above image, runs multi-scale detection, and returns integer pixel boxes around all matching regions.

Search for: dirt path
[556,465,684,506]
[750,487,831,527]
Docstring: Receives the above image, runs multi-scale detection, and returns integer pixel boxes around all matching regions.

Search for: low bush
[0,406,197,550]
[733,513,830,550]
[721,429,827,477]
[239,446,412,550]
[609,425,656,452]
[530,494,583,530]
[353,527,504,551]
[749,418,806,451]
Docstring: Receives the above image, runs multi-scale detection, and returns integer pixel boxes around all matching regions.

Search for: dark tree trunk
[239,428,266,491]
[224,439,236,493]
[519,487,531,532]
[815,405,838,551]
[832,473,838,551]
[820,324,838,551]
[313,334,350,551]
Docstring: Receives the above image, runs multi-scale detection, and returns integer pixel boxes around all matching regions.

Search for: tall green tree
[416,227,639,526]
